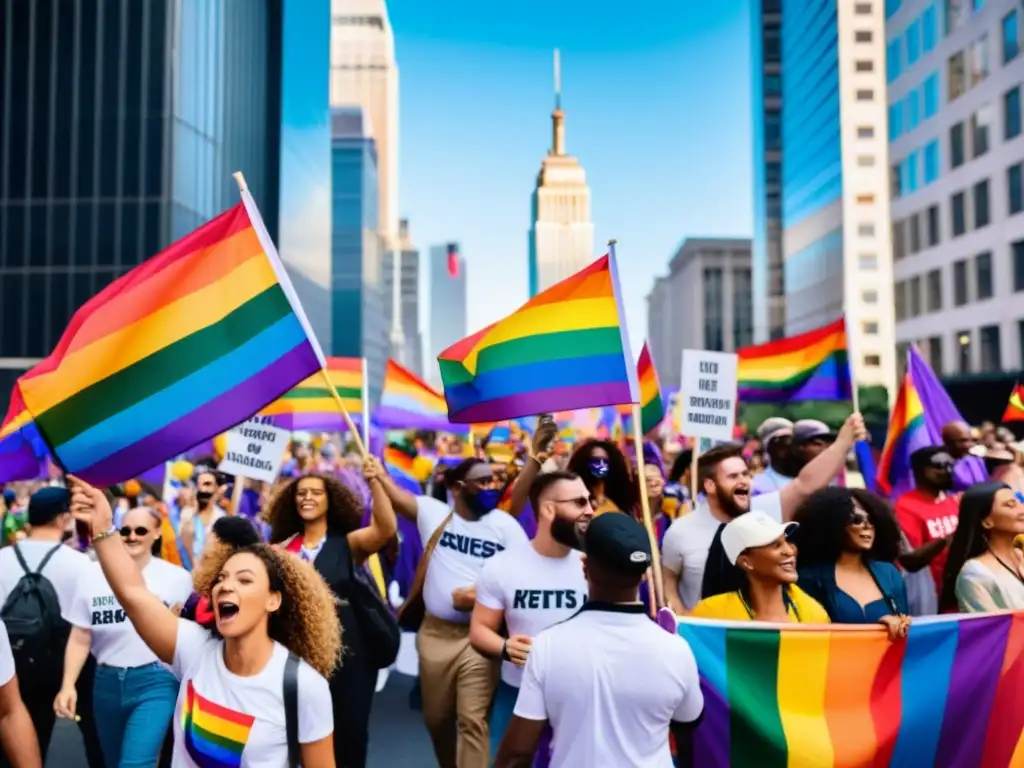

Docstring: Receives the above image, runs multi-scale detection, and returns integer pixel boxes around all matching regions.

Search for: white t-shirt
[416,496,530,623]
[476,546,588,687]
[514,604,703,768]
[171,620,333,768]
[0,621,14,686]
[67,558,193,667]
[0,539,92,620]
[661,492,783,611]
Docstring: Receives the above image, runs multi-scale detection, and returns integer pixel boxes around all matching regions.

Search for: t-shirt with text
[171,621,333,768]
[67,558,193,667]
[894,489,959,591]
[417,496,530,623]
[476,546,587,686]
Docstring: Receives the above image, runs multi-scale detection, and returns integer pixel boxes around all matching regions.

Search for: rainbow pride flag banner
[0,189,323,486]
[665,610,1024,768]
[260,356,364,431]
[876,371,930,497]
[438,249,638,422]
[375,358,464,432]
[383,446,419,487]
[737,317,851,403]
[617,342,665,436]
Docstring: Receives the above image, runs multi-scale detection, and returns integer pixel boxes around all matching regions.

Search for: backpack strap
[284,651,301,768]
[407,512,454,602]
[12,542,63,576]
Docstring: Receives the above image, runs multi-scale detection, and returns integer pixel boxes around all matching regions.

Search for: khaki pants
[417,613,499,768]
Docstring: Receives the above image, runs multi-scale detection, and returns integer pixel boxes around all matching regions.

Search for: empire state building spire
[551,48,565,156]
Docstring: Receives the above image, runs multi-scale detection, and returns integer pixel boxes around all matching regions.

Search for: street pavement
[47,671,434,767]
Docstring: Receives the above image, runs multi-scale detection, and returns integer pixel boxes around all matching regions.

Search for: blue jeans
[489,680,552,767]
[93,662,179,768]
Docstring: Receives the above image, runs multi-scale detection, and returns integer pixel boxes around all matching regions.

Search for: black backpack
[339,539,400,670]
[1,542,68,674]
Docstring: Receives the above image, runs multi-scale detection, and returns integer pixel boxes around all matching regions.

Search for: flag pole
[361,356,371,449]
[231,171,367,458]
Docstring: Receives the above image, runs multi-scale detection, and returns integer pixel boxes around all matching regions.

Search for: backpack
[284,651,300,768]
[340,540,400,671]
[1,542,68,675]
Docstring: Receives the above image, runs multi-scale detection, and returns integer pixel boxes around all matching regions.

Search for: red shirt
[894,489,959,591]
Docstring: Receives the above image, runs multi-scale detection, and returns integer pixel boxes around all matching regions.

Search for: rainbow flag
[438,252,638,423]
[0,394,50,483]
[383,446,418,486]
[876,372,930,497]
[1003,382,1024,423]
[737,318,851,403]
[618,343,665,436]
[671,611,1024,768]
[0,195,323,487]
[181,680,255,767]
[260,357,363,431]
[375,359,459,432]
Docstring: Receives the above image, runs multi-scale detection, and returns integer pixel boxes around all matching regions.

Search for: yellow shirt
[592,498,622,517]
[688,585,831,624]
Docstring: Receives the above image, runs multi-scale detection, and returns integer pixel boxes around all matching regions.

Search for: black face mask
[550,515,584,550]
[196,490,214,507]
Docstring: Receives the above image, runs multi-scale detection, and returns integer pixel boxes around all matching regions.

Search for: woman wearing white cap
[688,511,830,623]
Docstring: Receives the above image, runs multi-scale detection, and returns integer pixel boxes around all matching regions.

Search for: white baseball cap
[721,511,799,565]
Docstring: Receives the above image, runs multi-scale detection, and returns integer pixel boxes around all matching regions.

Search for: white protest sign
[217,416,290,483]
[680,350,738,442]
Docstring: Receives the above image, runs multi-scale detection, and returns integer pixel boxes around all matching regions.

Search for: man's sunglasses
[119,526,151,538]
[553,496,598,510]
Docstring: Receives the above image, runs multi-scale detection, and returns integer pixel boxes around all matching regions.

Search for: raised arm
[348,456,399,564]
[68,477,181,664]
[376,469,420,521]
[505,421,558,518]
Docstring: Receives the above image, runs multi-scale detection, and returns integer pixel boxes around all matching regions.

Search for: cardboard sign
[680,350,738,442]
[217,417,290,483]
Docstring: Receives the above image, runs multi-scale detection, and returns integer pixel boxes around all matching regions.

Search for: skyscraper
[0,0,282,410]
[331,107,389,405]
[383,220,424,375]
[528,50,595,297]
[781,1,896,397]
[428,243,468,385]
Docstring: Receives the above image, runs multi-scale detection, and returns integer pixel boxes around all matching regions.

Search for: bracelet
[91,527,118,543]
[501,640,511,662]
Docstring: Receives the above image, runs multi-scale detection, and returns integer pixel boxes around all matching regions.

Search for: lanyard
[738,587,801,622]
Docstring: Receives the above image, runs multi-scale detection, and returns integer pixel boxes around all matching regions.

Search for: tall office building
[646,239,754,390]
[0,0,281,410]
[781,1,897,398]
[528,50,595,296]
[751,0,786,342]
[382,219,423,375]
[428,243,468,385]
[888,0,1024,376]
[331,107,388,405]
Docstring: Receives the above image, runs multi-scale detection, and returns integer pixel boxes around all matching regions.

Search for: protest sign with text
[217,416,290,483]
[680,350,738,442]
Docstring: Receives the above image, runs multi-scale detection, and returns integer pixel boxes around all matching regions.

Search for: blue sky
[389,0,753,360]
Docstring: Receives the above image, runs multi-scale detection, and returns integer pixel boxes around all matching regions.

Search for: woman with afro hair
[265,456,397,768]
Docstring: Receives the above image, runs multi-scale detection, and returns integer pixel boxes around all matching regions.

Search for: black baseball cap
[910,446,955,472]
[28,486,70,527]
[584,513,652,576]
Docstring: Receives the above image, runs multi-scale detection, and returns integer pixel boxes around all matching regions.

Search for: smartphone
[537,413,557,453]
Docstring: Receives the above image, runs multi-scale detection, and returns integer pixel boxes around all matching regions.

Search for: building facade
[781,0,897,398]
[382,219,424,376]
[646,239,754,390]
[0,0,281,410]
[331,108,388,405]
[751,0,786,342]
[888,0,1024,376]
[428,243,468,385]
[528,51,595,296]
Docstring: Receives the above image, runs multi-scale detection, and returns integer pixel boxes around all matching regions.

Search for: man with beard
[179,468,226,566]
[894,446,960,592]
[661,413,867,614]
[471,471,592,764]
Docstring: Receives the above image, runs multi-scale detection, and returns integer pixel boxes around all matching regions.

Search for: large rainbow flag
[737,318,851,403]
[375,359,460,432]
[876,371,930,497]
[260,357,363,431]
[438,252,638,422]
[670,611,1024,768]
[0,192,323,486]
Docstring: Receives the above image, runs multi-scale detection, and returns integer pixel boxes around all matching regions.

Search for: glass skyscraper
[428,243,468,387]
[0,0,281,410]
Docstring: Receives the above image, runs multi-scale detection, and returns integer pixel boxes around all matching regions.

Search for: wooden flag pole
[232,171,367,459]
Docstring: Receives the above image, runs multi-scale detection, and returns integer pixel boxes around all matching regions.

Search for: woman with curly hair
[266,456,397,768]
[66,475,340,768]
[792,487,910,639]
[566,439,637,517]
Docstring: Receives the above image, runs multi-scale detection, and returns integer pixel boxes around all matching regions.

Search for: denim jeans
[489,679,551,768]
[93,662,179,768]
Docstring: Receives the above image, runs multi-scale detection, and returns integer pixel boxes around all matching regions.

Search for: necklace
[989,548,1024,586]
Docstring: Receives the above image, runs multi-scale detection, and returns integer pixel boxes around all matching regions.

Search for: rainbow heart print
[182,681,256,768]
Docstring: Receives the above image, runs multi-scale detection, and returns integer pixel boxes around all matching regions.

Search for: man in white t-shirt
[471,470,592,762]
[0,619,41,768]
[661,412,867,613]
[379,457,529,768]
[496,513,704,768]
[0,487,92,765]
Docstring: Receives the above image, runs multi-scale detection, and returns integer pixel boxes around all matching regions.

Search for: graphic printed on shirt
[182,680,256,768]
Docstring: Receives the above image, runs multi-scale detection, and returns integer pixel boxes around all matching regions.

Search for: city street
[47,672,433,767]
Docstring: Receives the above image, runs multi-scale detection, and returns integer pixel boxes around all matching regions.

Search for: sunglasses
[554,496,598,510]
[119,526,151,538]
[848,511,873,528]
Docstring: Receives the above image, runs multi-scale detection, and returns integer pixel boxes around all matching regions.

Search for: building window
[855,1,872,13]
[948,51,967,101]
[952,191,967,236]
[907,19,922,64]
[856,30,874,43]
[857,59,875,72]
[950,122,965,168]
[859,253,879,270]
[863,354,882,367]
[862,289,879,304]
[765,112,782,151]
[975,251,993,299]
[904,151,919,194]
[926,336,943,374]
[887,38,902,81]
[1003,10,1020,63]
[1012,239,1024,291]
[856,89,874,101]
[1008,163,1023,215]
[970,105,993,157]
[954,259,969,304]
[924,72,940,118]
[863,321,880,336]
[895,281,907,320]
[893,220,906,260]
[857,193,876,204]
[923,4,939,51]
[969,35,990,87]
[980,325,1002,372]
[890,103,904,141]
[1005,86,1022,139]
[703,268,724,351]
[946,1,969,35]
[974,179,990,228]
[926,268,942,311]
[957,330,972,373]
[732,268,753,349]
[909,213,922,253]
[858,223,876,236]
[857,126,875,139]
[927,204,940,246]
[857,155,876,166]
[905,90,921,130]
[910,276,923,316]
[924,140,940,184]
